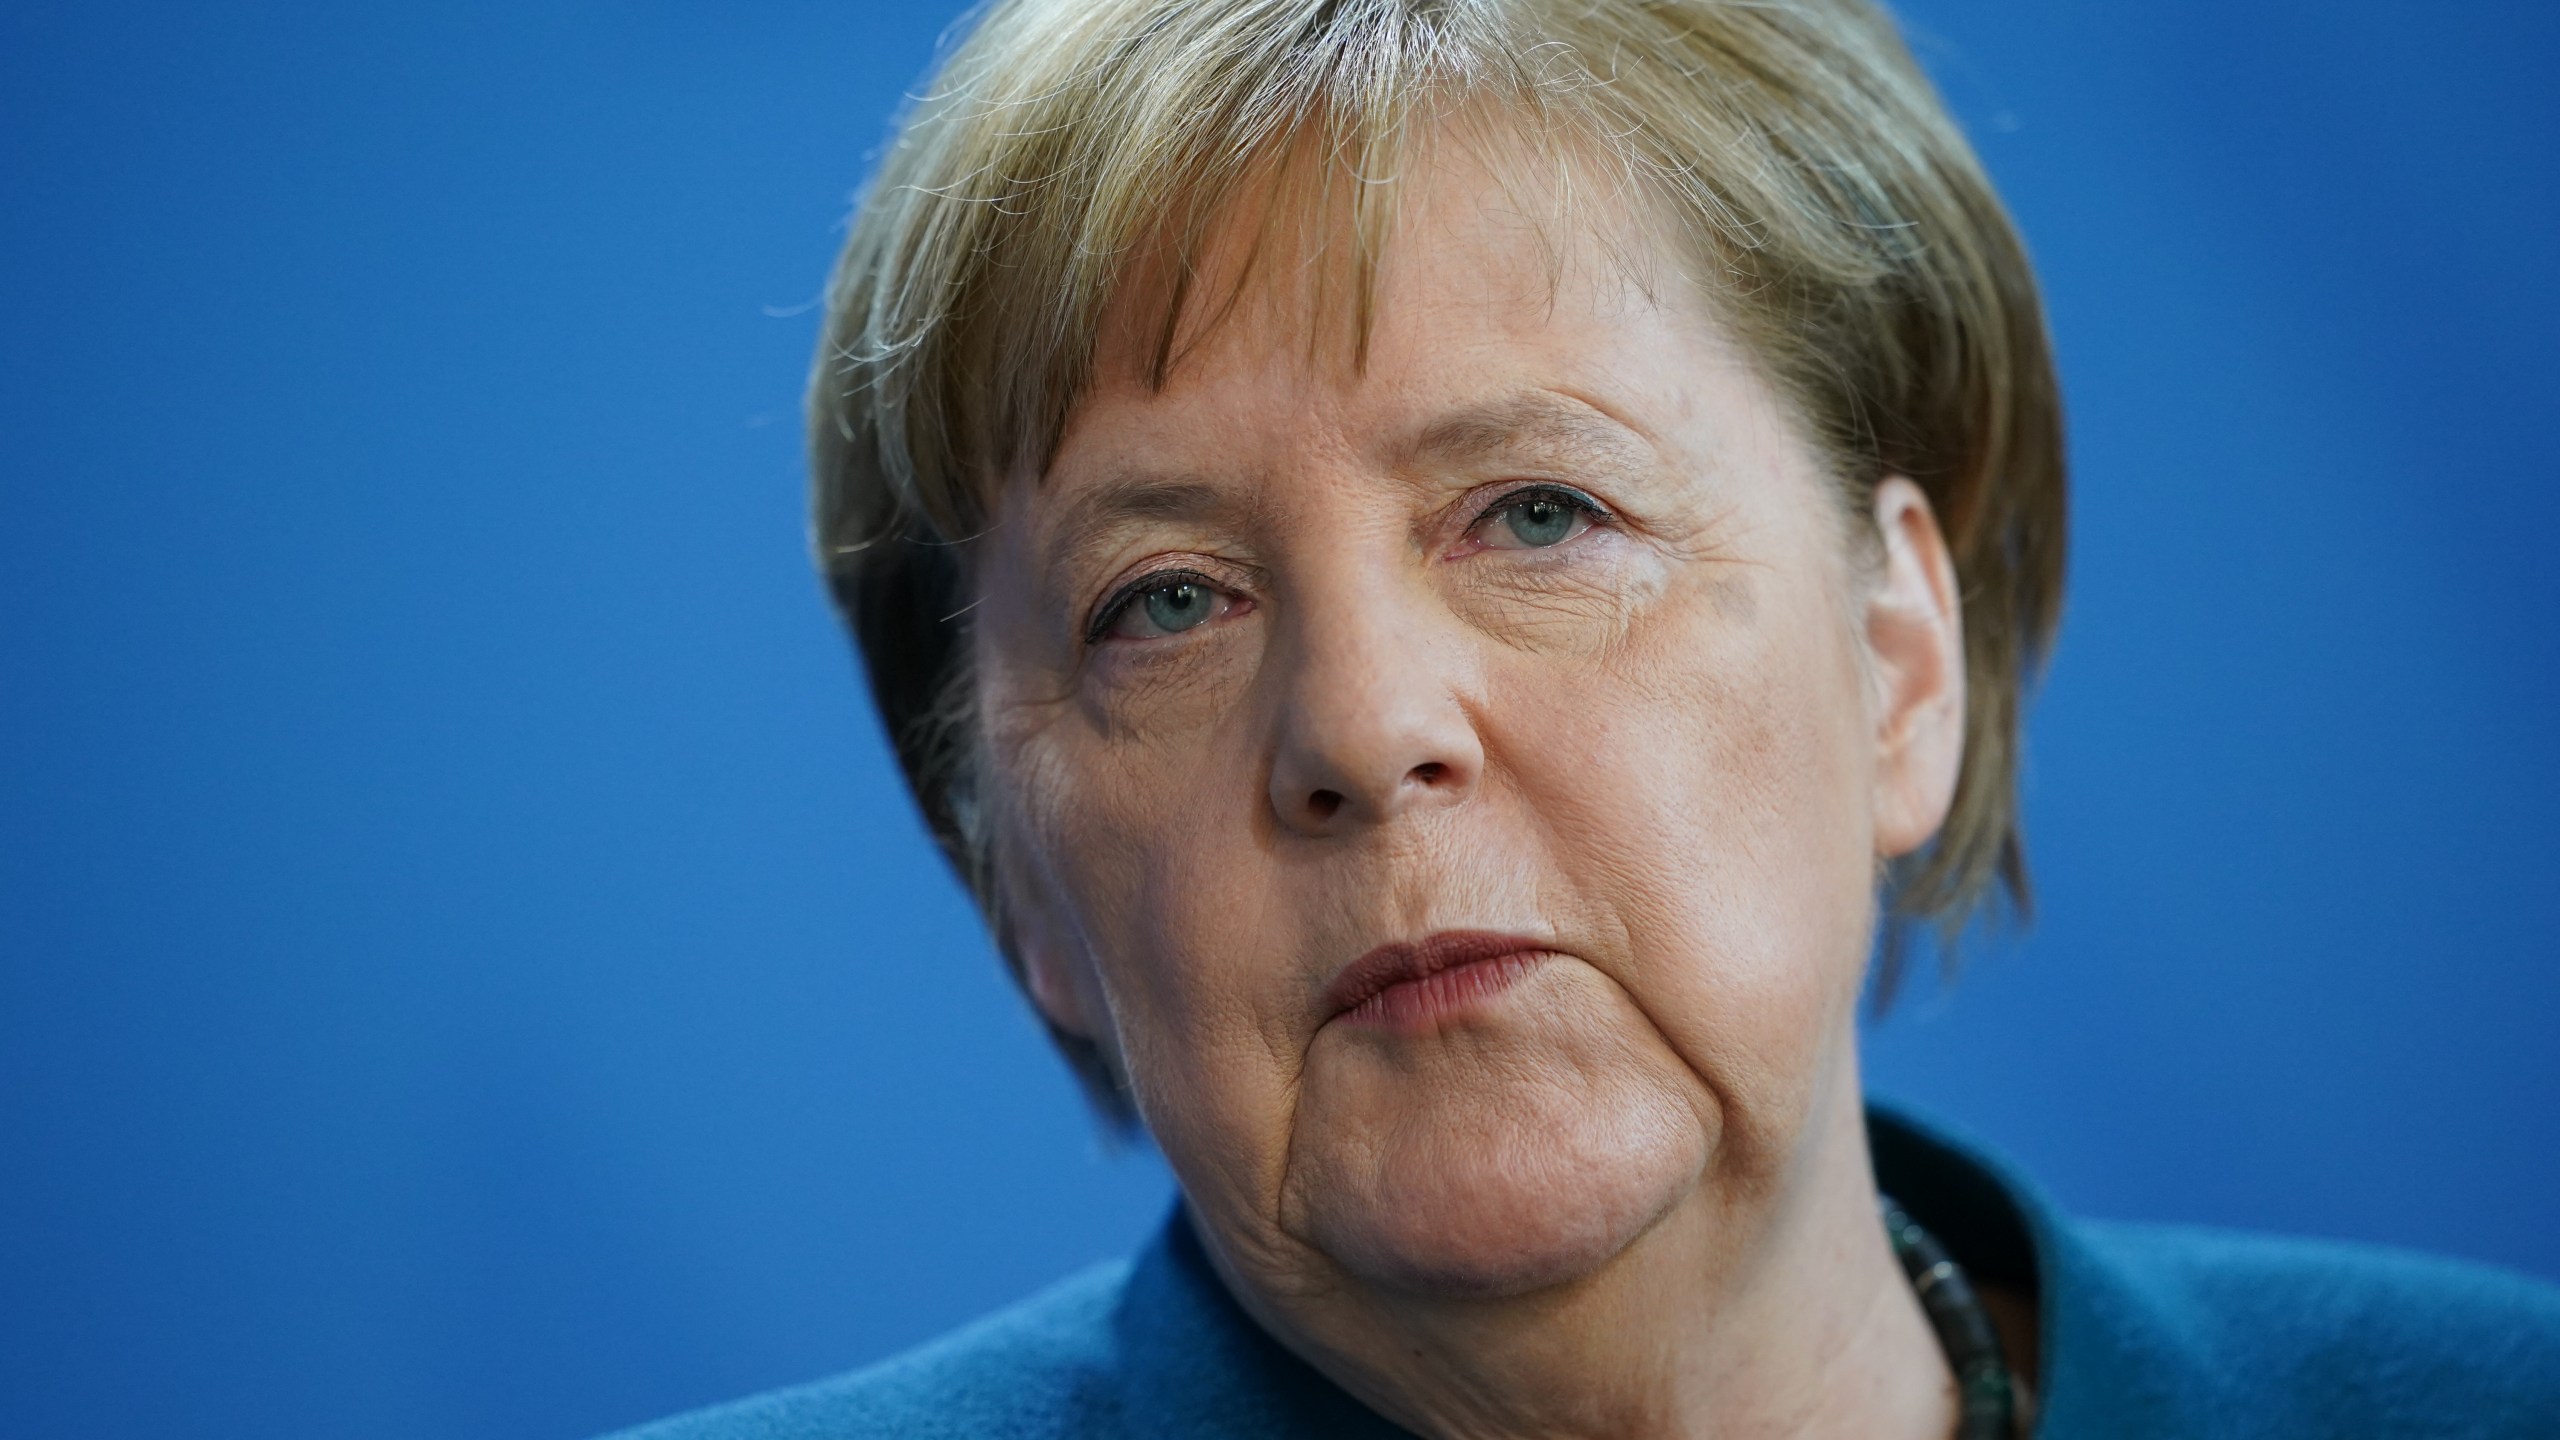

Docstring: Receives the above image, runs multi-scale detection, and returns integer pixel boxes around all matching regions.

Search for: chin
[1279,971,1711,1299]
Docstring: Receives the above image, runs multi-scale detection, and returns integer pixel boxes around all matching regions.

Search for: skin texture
[971,128,1976,1439]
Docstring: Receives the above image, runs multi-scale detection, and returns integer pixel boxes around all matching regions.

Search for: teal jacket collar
[1112,1102,2560,1439]
[613,1101,2560,1439]
[1108,1106,2075,1439]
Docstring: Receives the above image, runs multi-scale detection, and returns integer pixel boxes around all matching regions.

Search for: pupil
[1507,497,1574,546]
[1144,581,1211,632]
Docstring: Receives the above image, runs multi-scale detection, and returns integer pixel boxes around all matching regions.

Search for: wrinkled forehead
[985,131,1782,609]
[1078,109,1689,410]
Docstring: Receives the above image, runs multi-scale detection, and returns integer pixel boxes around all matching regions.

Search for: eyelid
[1463,481,1615,538]
[1081,486,1605,642]
[1084,565,1227,646]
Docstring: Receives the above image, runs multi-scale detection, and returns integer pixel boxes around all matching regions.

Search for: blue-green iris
[1503,494,1579,546]
[1142,579,1216,634]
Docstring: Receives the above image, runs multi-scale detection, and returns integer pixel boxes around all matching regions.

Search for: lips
[1322,930,1553,1028]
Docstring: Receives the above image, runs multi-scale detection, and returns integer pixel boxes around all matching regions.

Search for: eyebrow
[1404,391,1658,472]
[1035,391,1656,577]
[1039,474,1251,581]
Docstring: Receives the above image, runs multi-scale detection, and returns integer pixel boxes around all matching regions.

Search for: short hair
[810,0,2067,1116]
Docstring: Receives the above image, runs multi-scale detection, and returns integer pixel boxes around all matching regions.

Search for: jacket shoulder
[597,1260,1134,1440]
[2079,1221,2560,1436]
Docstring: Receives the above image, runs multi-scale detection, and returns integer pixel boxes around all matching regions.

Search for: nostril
[1307,789,1345,822]
[1408,762,1448,786]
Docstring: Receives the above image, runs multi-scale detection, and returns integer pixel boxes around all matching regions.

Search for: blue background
[4,2,2555,1436]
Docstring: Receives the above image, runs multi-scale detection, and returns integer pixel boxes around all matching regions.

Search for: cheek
[1077,625,1259,744]
[1440,528,1662,652]
[1492,564,1876,1157]
[995,692,1309,1176]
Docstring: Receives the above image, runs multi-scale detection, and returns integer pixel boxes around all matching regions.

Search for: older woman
[617,0,2560,1436]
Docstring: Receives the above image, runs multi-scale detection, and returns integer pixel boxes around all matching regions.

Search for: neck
[1227,1058,1957,1440]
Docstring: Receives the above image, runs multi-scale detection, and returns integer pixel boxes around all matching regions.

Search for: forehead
[1011,189,1593,579]
[1085,117,1688,408]
[1031,124,1727,520]
[986,126,1819,596]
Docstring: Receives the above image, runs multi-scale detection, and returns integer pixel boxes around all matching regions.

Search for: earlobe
[1016,921,1102,1041]
[997,842,1113,1045]
[1864,476,1966,860]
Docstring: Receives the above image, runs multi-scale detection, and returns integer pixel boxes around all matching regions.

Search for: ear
[1864,475,1966,860]
[997,841,1113,1045]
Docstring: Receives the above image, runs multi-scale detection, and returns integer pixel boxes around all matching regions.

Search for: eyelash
[1465,482,1615,539]
[1080,483,1616,646]
[1085,566,1222,646]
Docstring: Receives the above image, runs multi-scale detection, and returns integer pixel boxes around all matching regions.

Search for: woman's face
[971,138,1963,1309]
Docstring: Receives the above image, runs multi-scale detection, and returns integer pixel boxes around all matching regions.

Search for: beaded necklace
[1881,1196,2019,1440]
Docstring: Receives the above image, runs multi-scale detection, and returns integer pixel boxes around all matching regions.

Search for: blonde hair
[811,0,2066,1114]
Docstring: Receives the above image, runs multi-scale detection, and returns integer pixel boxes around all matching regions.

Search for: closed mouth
[1323,930,1555,1029]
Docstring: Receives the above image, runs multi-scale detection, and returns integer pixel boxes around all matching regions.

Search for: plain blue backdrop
[4,1,2555,1436]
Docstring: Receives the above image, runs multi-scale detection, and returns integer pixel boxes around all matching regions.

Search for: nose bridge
[1263,544,1483,835]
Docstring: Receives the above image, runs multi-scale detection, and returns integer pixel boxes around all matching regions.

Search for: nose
[1265,582,1484,837]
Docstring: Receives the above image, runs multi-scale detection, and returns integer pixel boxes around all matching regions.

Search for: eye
[1470,485,1607,550]
[1090,570,1237,643]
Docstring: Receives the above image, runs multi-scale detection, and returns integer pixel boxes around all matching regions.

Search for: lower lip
[1337,951,1548,1032]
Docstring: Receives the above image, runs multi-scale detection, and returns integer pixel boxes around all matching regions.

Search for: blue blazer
[607,1106,2560,1438]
